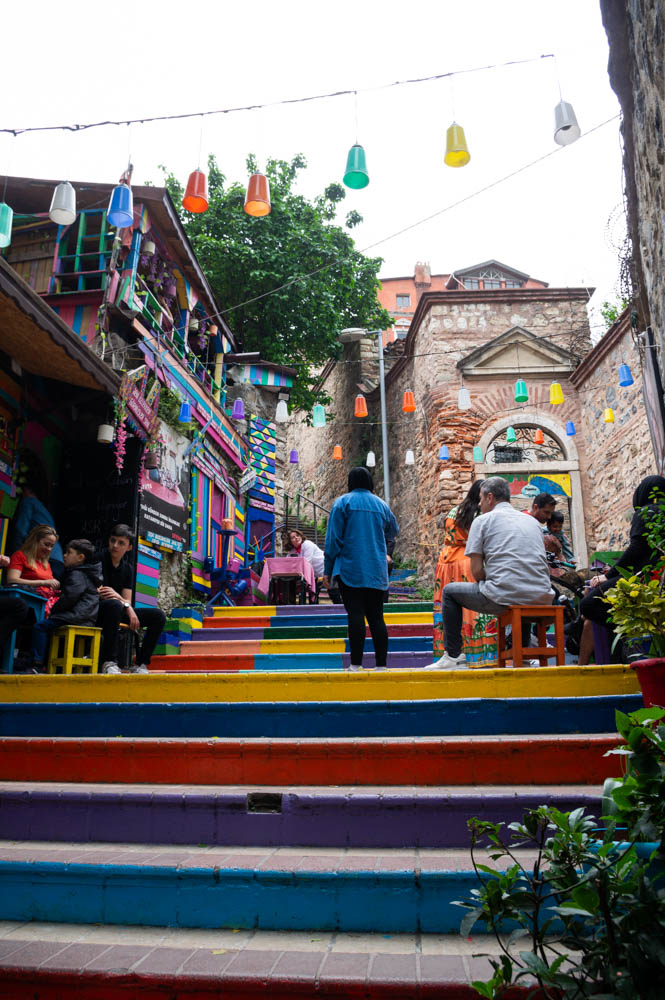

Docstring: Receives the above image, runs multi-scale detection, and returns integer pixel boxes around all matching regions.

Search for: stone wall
[601,0,665,384]
[572,311,655,554]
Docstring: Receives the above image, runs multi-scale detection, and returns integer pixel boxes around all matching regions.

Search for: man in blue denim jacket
[323,467,399,670]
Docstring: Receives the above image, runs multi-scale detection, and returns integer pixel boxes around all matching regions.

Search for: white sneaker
[347,664,363,671]
[424,653,467,671]
[101,661,122,675]
[129,664,149,674]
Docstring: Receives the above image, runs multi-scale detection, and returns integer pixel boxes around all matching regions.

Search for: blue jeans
[31,618,64,665]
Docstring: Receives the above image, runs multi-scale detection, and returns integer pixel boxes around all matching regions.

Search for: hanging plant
[113,397,128,474]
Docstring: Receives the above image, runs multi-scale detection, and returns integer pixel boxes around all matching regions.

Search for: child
[30,539,102,671]
[547,510,576,565]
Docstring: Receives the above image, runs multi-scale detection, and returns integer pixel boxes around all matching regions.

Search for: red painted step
[0,734,621,786]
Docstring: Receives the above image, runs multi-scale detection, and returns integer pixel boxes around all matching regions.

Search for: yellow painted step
[0,665,640,704]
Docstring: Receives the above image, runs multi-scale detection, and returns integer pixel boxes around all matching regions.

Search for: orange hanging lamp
[534,428,545,445]
[244,173,271,217]
[402,390,416,413]
[354,394,368,418]
[182,169,209,213]
[333,444,343,460]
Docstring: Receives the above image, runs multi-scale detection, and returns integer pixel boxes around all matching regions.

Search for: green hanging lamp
[514,379,528,403]
[343,144,369,189]
[506,426,517,443]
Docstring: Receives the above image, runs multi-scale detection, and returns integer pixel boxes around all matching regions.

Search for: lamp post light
[339,328,390,505]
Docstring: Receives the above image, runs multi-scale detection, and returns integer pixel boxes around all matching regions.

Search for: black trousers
[579,579,625,663]
[0,595,30,652]
[97,600,166,665]
[338,580,388,667]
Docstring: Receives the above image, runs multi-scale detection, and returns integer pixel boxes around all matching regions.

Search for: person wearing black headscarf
[579,474,665,661]
[323,467,399,669]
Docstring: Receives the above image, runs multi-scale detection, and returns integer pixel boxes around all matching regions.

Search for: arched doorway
[474,413,588,567]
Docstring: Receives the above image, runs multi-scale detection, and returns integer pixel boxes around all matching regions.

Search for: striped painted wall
[248,416,276,508]
[135,541,161,609]
[233,364,293,388]
[49,302,98,344]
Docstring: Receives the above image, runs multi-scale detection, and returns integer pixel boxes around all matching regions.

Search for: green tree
[600,298,628,330]
[163,154,391,411]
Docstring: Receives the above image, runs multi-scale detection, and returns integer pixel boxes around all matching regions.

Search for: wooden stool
[47,625,102,675]
[497,604,565,668]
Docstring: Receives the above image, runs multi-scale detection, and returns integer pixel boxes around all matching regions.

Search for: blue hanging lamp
[565,420,576,436]
[439,445,449,460]
[107,183,134,228]
[618,364,634,387]
[178,399,191,423]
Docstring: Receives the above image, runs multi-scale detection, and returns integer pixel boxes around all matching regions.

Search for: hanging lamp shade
[333,444,343,460]
[603,407,615,423]
[458,385,471,410]
[618,364,634,387]
[244,173,271,216]
[0,202,13,249]
[366,450,376,467]
[231,398,245,420]
[439,445,449,461]
[343,144,369,189]
[107,183,134,228]
[514,379,528,403]
[182,169,209,213]
[97,423,114,445]
[554,100,581,146]
[534,428,545,445]
[289,450,299,464]
[506,426,517,443]
[402,390,416,413]
[549,381,564,405]
[405,449,415,466]
[565,420,576,436]
[354,394,368,418]
[444,122,470,167]
[473,446,484,462]
[49,181,76,226]
[275,399,289,423]
[312,403,326,427]
[178,400,191,423]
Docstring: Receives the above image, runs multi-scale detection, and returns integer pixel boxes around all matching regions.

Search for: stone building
[601,0,665,474]
[284,260,657,579]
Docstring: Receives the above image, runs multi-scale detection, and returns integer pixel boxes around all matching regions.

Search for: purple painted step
[0,784,600,848]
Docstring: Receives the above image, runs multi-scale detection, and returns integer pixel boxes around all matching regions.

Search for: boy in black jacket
[30,539,102,670]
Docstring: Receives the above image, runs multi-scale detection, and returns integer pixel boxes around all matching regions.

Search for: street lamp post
[339,327,390,504]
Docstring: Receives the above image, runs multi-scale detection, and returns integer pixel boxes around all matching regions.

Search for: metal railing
[281,492,330,549]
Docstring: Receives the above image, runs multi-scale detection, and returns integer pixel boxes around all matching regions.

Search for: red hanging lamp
[354,394,368,418]
[402,390,416,413]
[333,444,343,460]
[244,173,271,217]
[534,428,545,445]
[182,169,209,213]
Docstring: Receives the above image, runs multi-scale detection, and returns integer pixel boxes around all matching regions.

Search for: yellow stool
[47,625,102,675]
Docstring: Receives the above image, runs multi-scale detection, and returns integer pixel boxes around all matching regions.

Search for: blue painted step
[0,695,642,738]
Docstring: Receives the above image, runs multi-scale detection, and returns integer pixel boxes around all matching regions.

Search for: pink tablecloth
[257,556,317,597]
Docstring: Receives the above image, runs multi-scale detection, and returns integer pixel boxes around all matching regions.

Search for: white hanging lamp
[554,100,580,146]
[275,399,289,423]
[366,451,376,467]
[49,181,77,226]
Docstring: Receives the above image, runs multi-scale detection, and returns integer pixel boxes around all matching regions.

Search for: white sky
[3,0,624,335]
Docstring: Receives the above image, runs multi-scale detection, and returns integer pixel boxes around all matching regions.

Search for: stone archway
[474,410,588,567]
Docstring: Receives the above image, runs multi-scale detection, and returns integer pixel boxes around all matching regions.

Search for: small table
[0,587,48,673]
[257,557,317,604]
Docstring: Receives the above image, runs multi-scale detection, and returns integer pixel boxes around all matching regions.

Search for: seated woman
[286,529,341,603]
[580,474,665,663]
[7,524,61,616]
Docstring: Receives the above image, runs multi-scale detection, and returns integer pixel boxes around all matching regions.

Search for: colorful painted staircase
[0,600,642,998]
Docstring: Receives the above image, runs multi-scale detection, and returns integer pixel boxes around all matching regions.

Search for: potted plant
[604,575,665,706]
[455,707,665,999]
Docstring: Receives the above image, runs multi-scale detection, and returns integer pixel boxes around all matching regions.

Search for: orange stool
[497,604,565,668]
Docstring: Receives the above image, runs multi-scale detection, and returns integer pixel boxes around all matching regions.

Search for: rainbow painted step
[0,843,567,933]
[151,650,434,671]
[0,695,642,738]
[0,783,600,848]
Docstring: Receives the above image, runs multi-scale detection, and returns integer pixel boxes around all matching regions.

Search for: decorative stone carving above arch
[458,326,577,379]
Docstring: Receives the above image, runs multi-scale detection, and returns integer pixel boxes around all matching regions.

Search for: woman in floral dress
[431,481,498,667]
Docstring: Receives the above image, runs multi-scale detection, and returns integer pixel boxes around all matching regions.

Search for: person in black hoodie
[29,538,102,671]
[580,475,665,661]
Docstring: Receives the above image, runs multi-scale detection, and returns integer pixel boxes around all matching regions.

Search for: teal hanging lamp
[343,144,369,189]
[514,379,528,403]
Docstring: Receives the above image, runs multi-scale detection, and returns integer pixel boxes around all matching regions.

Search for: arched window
[486,425,565,465]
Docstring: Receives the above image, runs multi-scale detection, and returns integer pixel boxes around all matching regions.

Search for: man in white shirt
[426,477,553,670]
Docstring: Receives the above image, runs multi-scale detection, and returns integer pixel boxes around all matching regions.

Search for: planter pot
[144,451,159,469]
[630,657,665,707]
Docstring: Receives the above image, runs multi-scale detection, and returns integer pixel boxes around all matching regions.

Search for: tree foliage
[163,154,391,411]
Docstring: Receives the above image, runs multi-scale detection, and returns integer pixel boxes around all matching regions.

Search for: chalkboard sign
[55,438,141,553]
